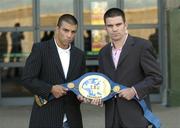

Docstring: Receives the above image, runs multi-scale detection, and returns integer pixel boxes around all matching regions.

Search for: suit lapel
[105,44,116,69]
[117,35,135,67]
[49,39,65,79]
[66,47,77,79]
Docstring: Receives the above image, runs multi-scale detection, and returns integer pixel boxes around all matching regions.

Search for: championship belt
[35,72,161,128]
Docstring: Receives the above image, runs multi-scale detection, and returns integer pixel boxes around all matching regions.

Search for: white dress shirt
[54,39,71,123]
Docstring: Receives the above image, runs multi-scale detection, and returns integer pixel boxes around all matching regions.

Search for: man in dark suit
[22,14,85,128]
[98,8,162,128]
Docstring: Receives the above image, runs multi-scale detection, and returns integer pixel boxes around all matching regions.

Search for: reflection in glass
[84,30,109,58]
[40,30,55,42]
[0,0,32,27]
[90,2,107,25]
[0,31,33,63]
[128,28,159,55]
[40,0,73,26]
[92,30,108,52]
[10,23,24,62]
[0,32,8,62]
[1,67,32,97]
[149,28,159,54]
[84,30,92,52]
[83,0,116,25]
[124,0,158,24]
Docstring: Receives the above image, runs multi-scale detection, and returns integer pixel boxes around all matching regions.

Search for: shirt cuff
[131,87,139,99]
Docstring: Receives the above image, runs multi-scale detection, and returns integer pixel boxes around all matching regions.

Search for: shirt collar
[111,34,128,49]
[54,38,71,53]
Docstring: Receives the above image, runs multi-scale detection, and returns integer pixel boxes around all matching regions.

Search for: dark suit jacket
[22,39,85,128]
[98,35,162,128]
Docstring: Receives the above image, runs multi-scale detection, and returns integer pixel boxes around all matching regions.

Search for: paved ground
[0,103,180,128]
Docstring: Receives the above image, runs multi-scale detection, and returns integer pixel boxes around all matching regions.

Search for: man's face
[105,16,127,42]
[56,21,77,48]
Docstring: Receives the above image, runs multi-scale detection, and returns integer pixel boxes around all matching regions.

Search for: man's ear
[55,26,60,34]
[56,26,59,31]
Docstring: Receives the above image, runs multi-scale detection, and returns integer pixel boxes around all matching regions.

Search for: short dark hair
[104,8,126,24]
[57,14,78,27]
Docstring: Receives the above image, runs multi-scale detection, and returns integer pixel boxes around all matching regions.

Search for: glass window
[40,30,55,42]
[1,67,32,97]
[0,32,8,62]
[0,0,32,27]
[124,0,158,24]
[128,28,156,40]
[40,0,74,27]
[83,0,116,25]
[91,30,109,51]
[84,30,109,57]
[0,31,33,63]
[128,28,159,54]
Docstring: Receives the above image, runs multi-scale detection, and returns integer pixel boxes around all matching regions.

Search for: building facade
[0,0,179,106]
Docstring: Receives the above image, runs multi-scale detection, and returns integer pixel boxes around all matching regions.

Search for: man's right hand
[90,98,103,107]
[51,85,68,98]
[77,95,90,103]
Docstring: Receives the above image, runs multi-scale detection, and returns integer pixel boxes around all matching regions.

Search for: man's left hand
[118,88,135,100]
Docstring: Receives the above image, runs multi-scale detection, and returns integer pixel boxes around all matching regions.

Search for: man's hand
[77,95,90,103]
[51,85,68,98]
[118,87,135,100]
[77,95,103,107]
[90,98,103,107]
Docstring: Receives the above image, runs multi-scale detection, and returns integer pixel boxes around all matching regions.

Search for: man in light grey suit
[22,14,85,128]
[98,8,162,128]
